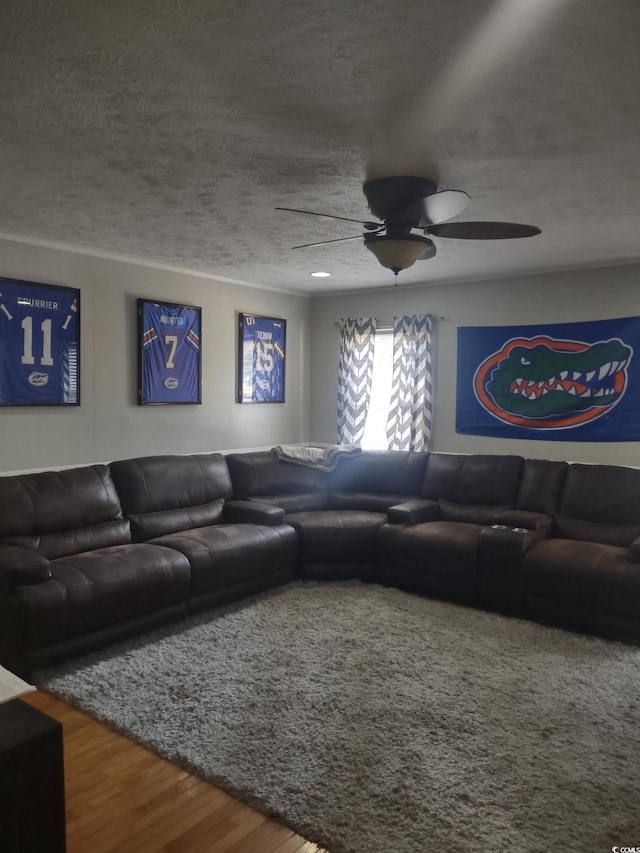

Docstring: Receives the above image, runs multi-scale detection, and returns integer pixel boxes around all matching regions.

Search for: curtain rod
[334,314,448,328]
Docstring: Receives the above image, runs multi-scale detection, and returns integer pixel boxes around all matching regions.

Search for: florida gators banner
[456,316,639,441]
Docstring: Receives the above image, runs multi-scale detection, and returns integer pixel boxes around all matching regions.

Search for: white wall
[309,263,640,466]
[0,237,311,473]
[5,239,639,473]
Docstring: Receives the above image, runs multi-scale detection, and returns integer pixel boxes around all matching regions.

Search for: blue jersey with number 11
[0,280,79,404]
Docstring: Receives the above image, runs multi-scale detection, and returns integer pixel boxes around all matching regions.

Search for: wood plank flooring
[23,690,330,853]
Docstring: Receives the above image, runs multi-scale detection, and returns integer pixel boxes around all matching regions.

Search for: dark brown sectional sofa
[225,449,427,581]
[1,447,639,675]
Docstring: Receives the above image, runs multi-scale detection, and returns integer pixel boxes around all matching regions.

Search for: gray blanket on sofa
[272,443,361,471]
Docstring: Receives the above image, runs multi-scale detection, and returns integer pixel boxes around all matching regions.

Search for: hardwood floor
[23,690,330,853]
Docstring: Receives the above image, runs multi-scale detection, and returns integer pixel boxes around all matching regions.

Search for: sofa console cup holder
[490,524,529,533]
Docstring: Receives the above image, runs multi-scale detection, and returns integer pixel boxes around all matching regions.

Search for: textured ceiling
[1,0,639,294]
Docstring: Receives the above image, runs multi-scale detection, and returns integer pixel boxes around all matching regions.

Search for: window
[338,313,433,452]
[361,329,393,450]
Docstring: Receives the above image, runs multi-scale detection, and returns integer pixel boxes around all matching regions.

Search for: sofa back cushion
[329,450,429,510]
[0,465,129,558]
[245,492,329,512]
[421,453,523,524]
[331,492,418,512]
[422,453,524,504]
[128,500,225,541]
[556,463,640,546]
[438,500,510,525]
[516,459,568,515]
[226,450,330,511]
[110,453,232,539]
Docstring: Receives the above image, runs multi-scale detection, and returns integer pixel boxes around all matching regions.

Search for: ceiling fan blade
[419,241,437,261]
[291,234,375,250]
[363,176,438,222]
[402,190,470,227]
[276,207,380,230]
[426,221,541,239]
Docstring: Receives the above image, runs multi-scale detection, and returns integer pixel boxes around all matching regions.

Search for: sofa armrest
[628,536,640,564]
[492,510,554,533]
[387,499,440,525]
[223,500,286,526]
[0,545,51,592]
[479,523,549,557]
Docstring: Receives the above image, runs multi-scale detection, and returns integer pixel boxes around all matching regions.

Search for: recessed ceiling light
[310,271,331,277]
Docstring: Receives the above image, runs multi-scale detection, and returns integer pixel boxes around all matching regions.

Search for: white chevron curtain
[337,318,377,445]
[385,314,433,451]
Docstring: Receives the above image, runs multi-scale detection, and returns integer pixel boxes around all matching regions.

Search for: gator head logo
[28,372,49,387]
[474,336,633,429]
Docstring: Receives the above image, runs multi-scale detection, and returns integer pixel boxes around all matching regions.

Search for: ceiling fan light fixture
[365,234,433,275]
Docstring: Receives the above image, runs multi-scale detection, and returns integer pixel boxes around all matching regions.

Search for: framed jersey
[237,313,286,403]
[138,299,202,405]
[0,277,80,406]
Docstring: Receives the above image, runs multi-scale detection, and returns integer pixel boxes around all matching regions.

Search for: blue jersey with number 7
[140,301,201,404]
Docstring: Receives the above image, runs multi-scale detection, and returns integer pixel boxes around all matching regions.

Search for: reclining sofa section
[379,454,640,642]
[378,454,568,603]
[1,447,639,675]
[225,449,428,580]
[0,454,298,674]
[0,464,191,674]
[109,453,298,613]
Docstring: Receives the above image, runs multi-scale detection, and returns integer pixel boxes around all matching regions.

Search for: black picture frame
[237,313,286,403]
[138,298,202,405]
[0,276,80,406]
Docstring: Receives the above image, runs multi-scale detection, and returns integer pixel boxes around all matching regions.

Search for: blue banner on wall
[456,316,640,441]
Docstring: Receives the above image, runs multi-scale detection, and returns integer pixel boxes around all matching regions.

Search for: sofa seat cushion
[523,538,630,610]
[381,520,484,585]
[378,521,484,600]
[285,510,386,571]
[150,524,298,597]
[17,544,191,651]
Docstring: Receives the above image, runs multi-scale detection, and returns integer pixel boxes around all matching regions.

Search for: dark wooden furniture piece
[0,698,66,853]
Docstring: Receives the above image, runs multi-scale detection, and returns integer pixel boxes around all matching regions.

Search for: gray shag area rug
[35,581,640,853]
